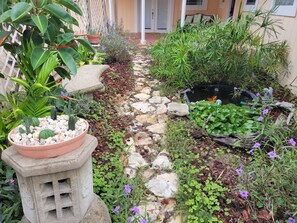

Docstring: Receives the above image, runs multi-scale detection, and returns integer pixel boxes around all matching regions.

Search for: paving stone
[161,198,176,213]
[128,152,148,169]
[141,87,152,94]
[134,93,151,101]
[167,215,184,223]
[124,137,136,153]
[134,132,153,146]
[152,91,161,96]
[138,202,163,222]
[156,104,167,115]
[131,102,156,113]
[142,168,156,182]
[158,114,168,123]
[146,173,178,198]
[147,123,166,134]
[152,155,172,170]
[167,102,189,116]
[149,96,162,104]
[136,114,157,125]
[161,97,171,104]
[152,134,162,142]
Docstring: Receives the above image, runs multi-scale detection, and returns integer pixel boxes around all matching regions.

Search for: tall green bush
[149,7,288,91]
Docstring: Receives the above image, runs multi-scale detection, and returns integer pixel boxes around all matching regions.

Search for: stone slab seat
[62,65,109,94]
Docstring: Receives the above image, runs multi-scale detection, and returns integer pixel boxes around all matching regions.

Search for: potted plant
[87,28,100,45]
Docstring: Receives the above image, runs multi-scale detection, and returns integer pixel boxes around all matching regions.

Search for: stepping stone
[146,173,178,198]
[167,102,189,116]
[149,96,162,104]
[158,114,168,123]
[142,168,156,181]
[128,152,148,169]
[136,114,157,125]
[131,102,156,113]
[161,97,171,104]
[138,202,163,222]
[134,132,153,146]
[152,154,172,170]
[147,123,166,134]
[152,91,161,96]
[62,65,108,94]
[134,93,150,101]
[141,87,152,94]
[156,104,167,115]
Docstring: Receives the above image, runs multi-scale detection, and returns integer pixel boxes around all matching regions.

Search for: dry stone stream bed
[112,52,189,223]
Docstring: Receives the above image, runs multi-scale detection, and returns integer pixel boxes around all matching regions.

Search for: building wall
[217,0,232,21]
[114,0,136,32]
[233,0,297,94]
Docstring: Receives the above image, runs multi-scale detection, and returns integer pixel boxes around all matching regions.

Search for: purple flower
[128,217,133,223]
[288,217,295,223]
[258,116,264,122]
[256,92,260,97]
[248,149,254,155]
[139,219,148,223]
[268,151,277,158]
[289,138,296,146]
[101,45,106,51]
[253,142,261,148]
[113,206,120,214]
[193,42,198,47]
[130,206,140,214]
[124,184,131,194]
[236,169,243,175]
[234,86,238,90]
[9,178,15,185]
[239,190,248,199]
[262,109,269,115]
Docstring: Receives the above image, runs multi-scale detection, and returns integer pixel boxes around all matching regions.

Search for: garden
[0,1,296,223]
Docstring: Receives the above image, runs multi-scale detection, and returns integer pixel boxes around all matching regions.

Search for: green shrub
[149,7,288,92]
[98,24,136,64]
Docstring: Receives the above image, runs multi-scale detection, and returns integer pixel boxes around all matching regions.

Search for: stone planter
[8,116,89,159]
[1,135,111,223]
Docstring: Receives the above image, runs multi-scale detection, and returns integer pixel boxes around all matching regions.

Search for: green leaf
[0,9,11,23]
[32,15,48,35]
[10,77,30,89]
[44,3,74,24]
[57,33,74,46]
[58,49,77,75]
[0,31,10,45]
[0,0,8,14]
[59,0,82,16]
[55,67,71,79]
[31,47,50,70]
[37,54,59,85]
[76,38,95,54]
[11,2,32,22]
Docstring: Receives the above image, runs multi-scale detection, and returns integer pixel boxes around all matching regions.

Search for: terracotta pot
[8,119,89,159]
[87,34,100,44]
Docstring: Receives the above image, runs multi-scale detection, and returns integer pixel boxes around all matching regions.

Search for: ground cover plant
[149,7,288,92]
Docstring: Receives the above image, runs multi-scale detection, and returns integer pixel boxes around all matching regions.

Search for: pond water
[185,85,256,105]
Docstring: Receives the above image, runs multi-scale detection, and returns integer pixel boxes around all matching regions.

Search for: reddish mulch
[88,62,135,161]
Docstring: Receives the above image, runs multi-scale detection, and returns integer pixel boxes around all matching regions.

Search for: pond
[185,84,256,105]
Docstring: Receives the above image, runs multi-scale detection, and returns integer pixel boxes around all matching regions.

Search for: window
[186,0,208,10]
[243,0,258,11]
[272,0,297,16]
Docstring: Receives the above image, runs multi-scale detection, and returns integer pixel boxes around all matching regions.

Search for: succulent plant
[51,106,57,120]
[22,115,33,134]
[39,129,56,140]
[32,117,40,127]
[18,127,26,134]
[68,115,76,130]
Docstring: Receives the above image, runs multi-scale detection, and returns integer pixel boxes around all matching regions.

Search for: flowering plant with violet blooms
[235,117,297,221]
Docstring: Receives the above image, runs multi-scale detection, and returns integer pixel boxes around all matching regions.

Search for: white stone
[146,173,178,198]
[131,102,156,113]
[142,168,156,181]
[167,102,189,116]
[128,152,148,169]
[149,96,162,104]
[168,215,184,223]
[152,91,161,96]
[141,87,152,94]
[135,114,157,125]
[161,97,171,104]
[134,132,153,146]
[147,123,166,134]
[138,202,162,222]
[156,104,167,115]
[134,93,151,101]
[152,155,172,170]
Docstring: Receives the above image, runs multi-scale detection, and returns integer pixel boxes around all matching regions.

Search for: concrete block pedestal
[1,134,111,223]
